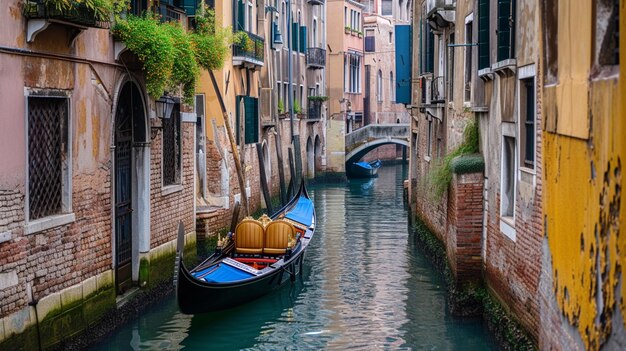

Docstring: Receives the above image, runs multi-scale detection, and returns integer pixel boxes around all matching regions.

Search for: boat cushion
[235,218,264,254]
[201,263,254,283]
[285,196,314,227]
[264,220,296,255]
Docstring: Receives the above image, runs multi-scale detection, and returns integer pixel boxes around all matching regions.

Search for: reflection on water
[92,165,495,350]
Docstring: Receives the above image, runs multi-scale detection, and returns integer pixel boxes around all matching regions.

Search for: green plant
[293,99,301,114]
[428,119,480,197]
[278,99,285,114]
[308,95,329,102]
[191,5,230,70]
[29,0,120,21]
[344,26,351,32]
[112,14,175,98]
[234,31,254,52]
[163,22,199,105]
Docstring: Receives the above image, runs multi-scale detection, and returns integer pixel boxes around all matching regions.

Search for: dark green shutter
[419,18,424,74]
[182,0,196,15]
[299,26,307,54]
[497,0,514,61]
[237,0,245,31]
[235,96,241,144]
[425,27,434,73]
[244,97,258,144]
[292,22,299,51]
[478,0,490,69]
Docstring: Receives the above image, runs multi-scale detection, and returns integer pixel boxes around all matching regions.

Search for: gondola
[349,159,382,178]
[176,181,315,314]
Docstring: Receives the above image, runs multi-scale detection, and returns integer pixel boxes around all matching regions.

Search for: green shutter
[292,22,299,51]
[497,0,513,61]
[235,96,242,144]
[244,97,258,144]
[237,0,245,31]
[478,0,490,69]
[182,0,196,15]
[426,27,434,73]
[299,26,307,54]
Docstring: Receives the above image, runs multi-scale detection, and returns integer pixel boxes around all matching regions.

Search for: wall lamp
[155,95,175,119]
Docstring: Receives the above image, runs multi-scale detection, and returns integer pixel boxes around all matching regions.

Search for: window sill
[478,67,494,80]
[25,213,76,235]
[162,184,184,196]
[492,59,517,76]
[500,217,516,241]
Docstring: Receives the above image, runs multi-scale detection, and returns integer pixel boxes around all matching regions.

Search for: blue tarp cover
[355,161,374,169]
[285,196,314,227]
[195,263,254,283]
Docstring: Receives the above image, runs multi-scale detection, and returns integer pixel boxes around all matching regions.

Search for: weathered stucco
[543,1,625,349]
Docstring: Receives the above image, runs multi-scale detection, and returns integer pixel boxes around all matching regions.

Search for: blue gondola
[176,181,315,314]
[349,159,382,178]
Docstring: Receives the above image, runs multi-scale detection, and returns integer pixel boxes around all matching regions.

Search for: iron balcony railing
[233,30,265,65]
[306,47,326,68]
[431,76,445,103]
[307,99,323,120]
[22,0,109,28]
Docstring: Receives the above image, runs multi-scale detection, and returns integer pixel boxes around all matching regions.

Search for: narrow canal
[92,164,496,350]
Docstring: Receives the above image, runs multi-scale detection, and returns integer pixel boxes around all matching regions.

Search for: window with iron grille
[162,104,182,186]
[28,96,69,220]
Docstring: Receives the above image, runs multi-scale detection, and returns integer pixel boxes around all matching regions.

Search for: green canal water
[92,164,496,350]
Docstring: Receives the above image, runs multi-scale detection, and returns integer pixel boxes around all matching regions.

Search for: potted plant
[344,26,351,34]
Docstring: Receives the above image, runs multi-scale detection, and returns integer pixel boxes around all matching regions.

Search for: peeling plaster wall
[542,1,625,349]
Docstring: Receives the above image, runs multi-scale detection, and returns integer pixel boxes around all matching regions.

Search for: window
[501,136,516,218]
[235,96,259,144]
[163,104,182,186]
[345,7,348,27]
[349,53,361,93]
[28,96,70,220]
[312,19,317,47]
[448,33,455,100]
[497,0,516,62]
[382,0,392,16]
[520,77,535,168]
[377,69,383,102]
[427,119,433,157]
[542,0,558,83]
[365,29,375,52]
[478,0,490,69]
[596,0,620,66]
[464,17,473,102]
[389,31,393,44]
[390,71,395,101]
[421,14,435,73]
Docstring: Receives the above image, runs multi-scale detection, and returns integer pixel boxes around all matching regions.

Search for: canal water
[92,164,496,350]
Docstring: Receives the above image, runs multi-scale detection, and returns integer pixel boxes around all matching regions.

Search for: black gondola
[348,159,382,178]
[176,182,315,314]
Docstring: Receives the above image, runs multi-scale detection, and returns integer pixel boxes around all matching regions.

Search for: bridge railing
[345,123,409,153]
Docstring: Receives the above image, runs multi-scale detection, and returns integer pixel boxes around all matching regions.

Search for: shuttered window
[299,26,307,54]
[478,0,490,69]
[236,0,245,30]
[497,0,515,61]
[236,96,259,144]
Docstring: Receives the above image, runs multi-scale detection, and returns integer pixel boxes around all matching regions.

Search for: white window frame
[517,64,537,184]
[246,1,253,33]
[24,89,75,235]
[464,13,474,105]
[500,124,517,241]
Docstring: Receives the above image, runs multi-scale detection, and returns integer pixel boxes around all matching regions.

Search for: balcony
[307,0,325,5]
[306,47,326,69]
[233,31,265,68]
[426,0,455,30]
[157,4,186,23]
[307,99,324,121]
[23,0,109,42]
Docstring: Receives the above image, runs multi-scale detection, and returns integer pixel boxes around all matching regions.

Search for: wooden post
[256,143,273,215]
[274,126,287,206]
[208,71,249,216]
[230,202,241,233]
[288,147,296,197]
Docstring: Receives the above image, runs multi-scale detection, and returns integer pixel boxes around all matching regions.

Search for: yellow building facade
[543,0,624,349]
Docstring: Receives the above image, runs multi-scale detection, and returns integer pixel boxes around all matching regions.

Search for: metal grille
[28,97,68,220]
[163,105,181,185]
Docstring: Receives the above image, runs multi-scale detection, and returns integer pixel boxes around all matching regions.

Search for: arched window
[390,71,394,102]
[377,70,383,102]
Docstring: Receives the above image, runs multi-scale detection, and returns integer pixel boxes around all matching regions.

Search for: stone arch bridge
[345,123,410,164]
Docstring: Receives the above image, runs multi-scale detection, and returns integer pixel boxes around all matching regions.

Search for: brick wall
[150,122,195,248]
[447,172,484,285]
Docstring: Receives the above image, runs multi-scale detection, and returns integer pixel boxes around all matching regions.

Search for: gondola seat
[235,218,264,254]
[264,220,296,255]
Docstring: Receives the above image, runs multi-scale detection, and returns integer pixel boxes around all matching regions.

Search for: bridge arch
[345,138,410,165]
